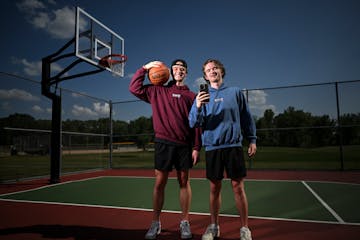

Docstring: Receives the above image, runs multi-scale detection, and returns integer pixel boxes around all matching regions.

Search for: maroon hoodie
[129,67,201,151]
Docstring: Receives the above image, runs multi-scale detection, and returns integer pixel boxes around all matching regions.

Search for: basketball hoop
[99,54,128,77]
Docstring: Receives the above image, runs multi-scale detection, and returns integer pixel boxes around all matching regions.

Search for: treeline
[256,107,359,147]
[1,106,359,148]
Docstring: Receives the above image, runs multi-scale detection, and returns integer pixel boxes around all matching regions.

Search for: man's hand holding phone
[196,84,210,108]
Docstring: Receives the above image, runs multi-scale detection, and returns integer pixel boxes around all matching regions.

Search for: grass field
[111,145,360,170]
[0,146,359,182]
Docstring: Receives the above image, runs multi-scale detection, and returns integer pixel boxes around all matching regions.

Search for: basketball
[148,63,170,85]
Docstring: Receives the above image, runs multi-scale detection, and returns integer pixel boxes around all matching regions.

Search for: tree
[340,113,360,145]
[256,109,276,146]
[128,116,153,150]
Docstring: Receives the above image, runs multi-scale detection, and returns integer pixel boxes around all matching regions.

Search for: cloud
[72,104,98,117]
[17,0,75,39]
[71,102,110,118]
[12,57,63,76]
[16,0,46,13]
[1,101,11,111]
[193,77,207,89]
[32,105,44,113]
[0,88,40,101]
[32,11,50,29]
[71,92,88,98]
[247,90,276,116]
[93,102,110,115]
[126,73,135,79]
[46,6,75,39]
[19,58,42,76]
[248,90,268,105]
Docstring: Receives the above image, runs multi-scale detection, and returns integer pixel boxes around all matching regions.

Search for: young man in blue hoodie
[189,59,257,240]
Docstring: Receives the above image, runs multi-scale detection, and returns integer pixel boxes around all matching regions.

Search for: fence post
[244,89,253,169]
[335,82,344,170]
[109,100,113,169]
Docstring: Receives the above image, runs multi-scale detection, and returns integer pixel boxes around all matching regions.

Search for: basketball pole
[41,38,105,184]
[42,56,61,184]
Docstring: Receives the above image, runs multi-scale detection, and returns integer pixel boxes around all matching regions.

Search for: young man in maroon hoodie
[129,59,201,239]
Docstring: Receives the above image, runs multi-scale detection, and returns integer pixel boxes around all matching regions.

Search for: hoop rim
[99,54,128,68]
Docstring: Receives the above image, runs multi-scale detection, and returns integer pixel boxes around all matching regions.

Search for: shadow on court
[0,224,249,240]
[0,225,145,240]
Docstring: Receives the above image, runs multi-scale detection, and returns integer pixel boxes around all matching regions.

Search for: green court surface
[0,176,359,225]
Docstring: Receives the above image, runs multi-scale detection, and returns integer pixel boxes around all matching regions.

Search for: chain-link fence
[1,72,359,181]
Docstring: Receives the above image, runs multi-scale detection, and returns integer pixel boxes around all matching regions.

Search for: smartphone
[199,83,209,102]
[200,83,208,93]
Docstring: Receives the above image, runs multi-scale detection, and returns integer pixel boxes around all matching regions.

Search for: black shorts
[205,147,247,180]
[154,142,193,172]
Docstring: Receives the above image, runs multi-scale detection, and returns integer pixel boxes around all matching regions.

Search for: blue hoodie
[189,84,257,151]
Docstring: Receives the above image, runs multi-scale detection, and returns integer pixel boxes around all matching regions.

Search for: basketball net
[99,54,127,77]
[108,60,123,77]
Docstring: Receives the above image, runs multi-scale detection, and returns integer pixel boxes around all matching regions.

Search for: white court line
[301,181,345,224]
[0,176,105,197]
[1,176,357,226]
[1,197,359,226]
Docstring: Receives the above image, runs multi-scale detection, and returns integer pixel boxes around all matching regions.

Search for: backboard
[75,7,125,77]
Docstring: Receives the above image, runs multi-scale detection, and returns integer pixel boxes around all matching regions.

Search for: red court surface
[1,169,360,240]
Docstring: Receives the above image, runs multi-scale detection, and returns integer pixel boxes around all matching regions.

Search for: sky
[1,0,360,122]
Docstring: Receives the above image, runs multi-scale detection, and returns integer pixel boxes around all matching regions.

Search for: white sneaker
[240,227,252,240]
[145,221,161,239]
[180,220,192,239]
[202,224,220,240]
